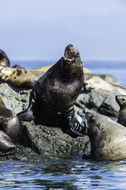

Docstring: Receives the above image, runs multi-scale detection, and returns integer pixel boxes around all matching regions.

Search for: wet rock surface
[0,71,125,162]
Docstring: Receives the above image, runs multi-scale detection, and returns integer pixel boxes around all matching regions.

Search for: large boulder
[20,121,90,158]
[75,73,125,119]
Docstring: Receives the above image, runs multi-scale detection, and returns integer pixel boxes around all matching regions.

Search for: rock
[0,82,31,114]
[99,94,119,117]
[20,121,90,158]
[0,144,42,162]
[76,88,120,118]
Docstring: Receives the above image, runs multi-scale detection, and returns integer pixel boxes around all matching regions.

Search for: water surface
[1,159,126,189]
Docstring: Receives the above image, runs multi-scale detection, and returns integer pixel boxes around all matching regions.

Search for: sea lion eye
[122,98,126,102]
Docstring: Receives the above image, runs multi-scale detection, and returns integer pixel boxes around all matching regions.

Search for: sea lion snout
[63,44,79,62]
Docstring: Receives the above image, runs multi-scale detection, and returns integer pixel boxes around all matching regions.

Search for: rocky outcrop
[0,82,90,161]
[0,71,125,162]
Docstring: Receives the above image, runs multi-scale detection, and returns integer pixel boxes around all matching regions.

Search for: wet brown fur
[28,45,84,126]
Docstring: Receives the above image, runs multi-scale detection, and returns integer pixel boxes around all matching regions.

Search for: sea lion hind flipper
[17,109,34,121]
[0,146,16,156]
[0,131,17,156]
[60,109,86,138]
[69,114,86,137]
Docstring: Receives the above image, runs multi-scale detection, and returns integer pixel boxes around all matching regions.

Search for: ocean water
[1,60,126,190]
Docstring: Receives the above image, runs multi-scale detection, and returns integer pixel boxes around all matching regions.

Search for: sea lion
[0,49,10,67]
[116,95,126,127]
[85,112,126,161]
[84,75,126,94]
[18,44,86,137]
[0,65,54,88]
[0,94,20,155]
[12,64,25,69]
[0,64,90,89]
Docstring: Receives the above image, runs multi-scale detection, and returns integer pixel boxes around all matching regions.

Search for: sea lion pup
[18,44,86,137]
[0,49,10,67]
[85,112,126,161]
[116,95,126,127]
[0,95,20,155]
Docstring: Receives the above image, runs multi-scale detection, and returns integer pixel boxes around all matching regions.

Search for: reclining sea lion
[85,112,126,161]
[0,95,20,155]
[18,44,86,137]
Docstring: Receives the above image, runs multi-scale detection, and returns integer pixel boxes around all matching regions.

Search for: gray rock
[0,82,31,114]
[76,89,120,118]
[99,94,120,117]
[21,121,90,158]
[88,90,107,109]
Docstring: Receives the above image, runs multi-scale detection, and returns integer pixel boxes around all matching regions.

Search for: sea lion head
[0,49,10,67]
[61,44,83,78]
[116,95,126,108]
[85,112,102,138]
[63,44,80,63]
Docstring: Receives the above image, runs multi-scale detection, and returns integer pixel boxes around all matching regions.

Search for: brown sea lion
[0,64,90,89]
[0,95,20,155]
[18,44,86,137]
[85,112,126,161]
[0,49,10,67]
[0,65,54,88]
[116,95,126,127]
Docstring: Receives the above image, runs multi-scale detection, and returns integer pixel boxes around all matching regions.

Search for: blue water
[1,60,126,190]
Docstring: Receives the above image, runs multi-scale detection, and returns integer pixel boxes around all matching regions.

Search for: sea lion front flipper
[17,109,34,121]
[0,130,17,156]
[60,109,86,138]
[69,114,86,137]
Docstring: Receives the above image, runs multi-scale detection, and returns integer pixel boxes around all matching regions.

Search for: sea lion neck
[60,56,83,81]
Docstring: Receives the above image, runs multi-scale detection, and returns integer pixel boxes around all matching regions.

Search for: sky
[0,0,126,61]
